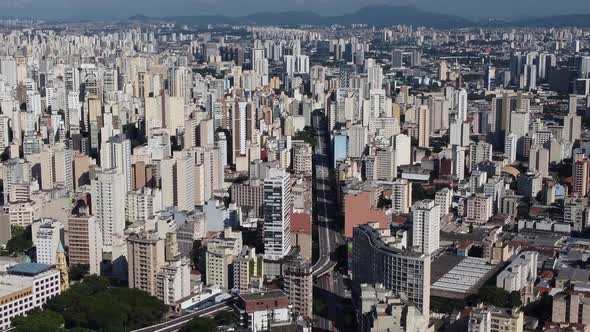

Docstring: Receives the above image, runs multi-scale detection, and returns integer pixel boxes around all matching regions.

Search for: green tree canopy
[18,275,167,331]
[12,309,64,332]
[478,287,522,308]
[179,317,218,332]
[6,225,32,254]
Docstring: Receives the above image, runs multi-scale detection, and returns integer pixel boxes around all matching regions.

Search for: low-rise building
[236,290,291,332]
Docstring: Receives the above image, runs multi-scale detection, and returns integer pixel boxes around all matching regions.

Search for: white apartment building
[0,263,61,330]
[496,251,538,292]
[412,200,440,255]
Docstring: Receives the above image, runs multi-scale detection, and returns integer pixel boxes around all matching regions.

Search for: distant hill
[130,7,590,29]
[130,5,474,29]
[508,14,590,27]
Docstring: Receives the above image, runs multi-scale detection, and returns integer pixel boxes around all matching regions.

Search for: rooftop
[431,255,499,299]
[8,263,53,276]
[239,290,287,302]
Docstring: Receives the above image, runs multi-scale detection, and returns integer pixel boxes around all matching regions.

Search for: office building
[263,169,292,260]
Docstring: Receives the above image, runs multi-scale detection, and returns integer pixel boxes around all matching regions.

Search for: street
[310,110,352,331]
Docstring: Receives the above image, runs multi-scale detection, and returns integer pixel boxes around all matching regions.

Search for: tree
[478,287,522,308]
[524,294,553,324]
[6,225,32,254]
[12,309,64,332]
[412,183,435,201]
[30,275,167,331]
[214,311,238,326]
[509,291,523,308]
[179,317,218,332]
[293,126,317,148]
[70,264,90,281]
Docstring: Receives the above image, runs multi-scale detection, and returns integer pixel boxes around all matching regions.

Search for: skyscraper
[263,169,292,260]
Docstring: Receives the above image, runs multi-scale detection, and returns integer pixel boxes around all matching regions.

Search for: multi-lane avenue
[311,110,350,331]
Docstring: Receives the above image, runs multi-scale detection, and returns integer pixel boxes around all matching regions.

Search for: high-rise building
[53,144,73,193]
[435,188,453,216]
[206,241,235,289]
[552,291,590,326]
[469,142,493,171]
[417,105,430,148]
[92,169,126,248]
[127,231,166,295]
[452,145,467,181]
[35,220,62,265]
[373,146,397,182]
[283,255,313,319]
[573,158,590,197]
[348,124,368,159]
[353,224,431,319]
[100,135,132,192]
[66,212,103,275]
[457,89,468,121]
[504,133,518,163]
[394,134,411,167]
[155,259,191,306]
[233,247,264,293]
[263,169,292,260]
[292,142,313,177]
[392,49,404,69]
[0,115,11,151]
[528,146,549,177]
[450,119,470,147]
[391,179,412,214]
[466,194,493,224]
[412,200,440,255]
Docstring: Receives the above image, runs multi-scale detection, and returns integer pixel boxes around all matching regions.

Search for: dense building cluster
[0,16,590,332]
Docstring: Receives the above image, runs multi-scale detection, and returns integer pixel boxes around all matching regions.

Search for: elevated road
[311,110,338,278]
[132,300,233,332]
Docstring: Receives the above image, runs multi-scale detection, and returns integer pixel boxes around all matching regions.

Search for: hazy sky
[1,0,589,21]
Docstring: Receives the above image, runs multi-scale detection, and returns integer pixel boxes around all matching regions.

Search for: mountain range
[130,5,471,29]
[129,5,590,29]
